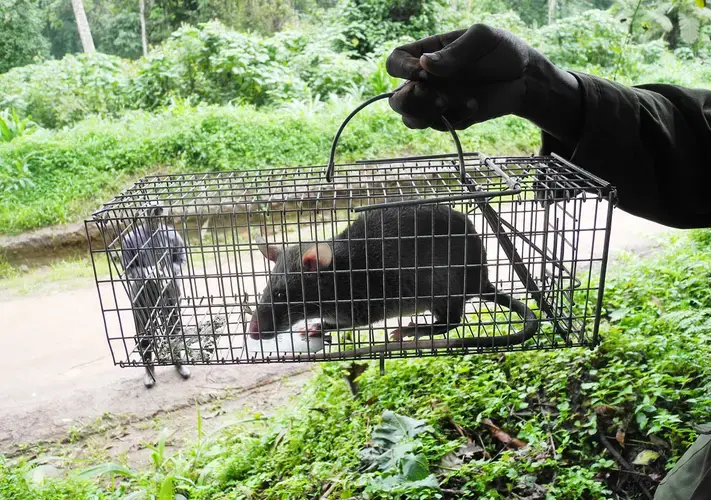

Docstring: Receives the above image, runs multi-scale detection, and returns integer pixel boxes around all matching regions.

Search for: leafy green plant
[0,108,38,142]
[613,0,711,46]
[336,0,443,56]
[0,152,36,193]
[358,411,440,494]
[538,10,628,69]
[0,0,50,73]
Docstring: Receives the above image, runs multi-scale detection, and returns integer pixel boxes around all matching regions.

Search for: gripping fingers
[386,29,467,80]
[388,82,449,130]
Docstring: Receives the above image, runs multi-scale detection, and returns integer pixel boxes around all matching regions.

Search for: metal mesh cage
[86,95,616,382]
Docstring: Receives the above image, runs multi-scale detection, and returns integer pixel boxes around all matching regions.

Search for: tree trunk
[139,0,148,57]
[70,0,95,53]
[548,0,557,24]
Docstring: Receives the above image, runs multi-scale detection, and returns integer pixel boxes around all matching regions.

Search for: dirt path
[0,281,311,453]
[0,202,676,460]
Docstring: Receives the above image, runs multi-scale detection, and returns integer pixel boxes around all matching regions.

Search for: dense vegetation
[2,229,711,498]
[0,102,538,233]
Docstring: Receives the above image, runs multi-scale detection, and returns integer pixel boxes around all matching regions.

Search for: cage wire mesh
[86,94,616,378]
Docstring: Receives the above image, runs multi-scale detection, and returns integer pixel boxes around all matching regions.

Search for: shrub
[268,27,370,99]
[537,10,628,69]
[0,108,39,143]
[435,8,532,36]
[0,0,50,73]
[336,0,443,56]
[535,9,676,81]
[0,53,132,128]
[0,101,538,234]
[0,21,373,128]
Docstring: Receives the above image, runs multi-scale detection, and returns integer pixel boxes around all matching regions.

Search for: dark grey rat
[247,204,538,351]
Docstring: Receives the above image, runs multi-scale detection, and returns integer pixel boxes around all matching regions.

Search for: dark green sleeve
[540,72,711,229]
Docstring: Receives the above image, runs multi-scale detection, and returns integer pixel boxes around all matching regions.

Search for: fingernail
[435,96,446,109]
[413,84,425,98]
[466,99,478,111]
[424,52,441,62]
[418,69,428,80]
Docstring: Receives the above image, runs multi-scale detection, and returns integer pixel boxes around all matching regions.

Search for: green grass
[3,230,711,499]
[0,99,539,235]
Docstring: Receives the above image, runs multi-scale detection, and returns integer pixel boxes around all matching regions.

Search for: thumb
[419,24,498,78]
[419,49,458,78]
[419,35,469,78]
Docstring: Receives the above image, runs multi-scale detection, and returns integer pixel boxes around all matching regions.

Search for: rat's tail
[472,283,539,348]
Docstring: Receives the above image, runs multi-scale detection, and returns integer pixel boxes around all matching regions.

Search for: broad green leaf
[647,11,674,32]
[367,474,440,493]
[679,14,700,44]
[159,476,174,500]
[609,307,629,322]
[632,450,660,465]
[371,411,433,448]
[401,454,430,481]
[27,464,60,485]
[0,118,11,142]
[637,412,649,429]
[695,0,705,8]
[697,7,711,20]
[197,459,223,485]
[377,441,415,471]
[76,462,135,479]
[121,492,145,500]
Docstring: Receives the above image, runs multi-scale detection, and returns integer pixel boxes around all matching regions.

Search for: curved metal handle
[325,92,466,183]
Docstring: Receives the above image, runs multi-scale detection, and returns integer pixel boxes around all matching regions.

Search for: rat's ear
[255,235,281,263]
[302,243,333,272]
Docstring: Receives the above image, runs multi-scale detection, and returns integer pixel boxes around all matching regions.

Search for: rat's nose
[248,317,261,339]
[248,315,274,340]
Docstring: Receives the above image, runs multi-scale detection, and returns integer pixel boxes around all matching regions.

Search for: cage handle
[325,92,466,183]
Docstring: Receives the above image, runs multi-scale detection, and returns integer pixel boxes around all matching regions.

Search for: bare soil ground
[0,202,675,464]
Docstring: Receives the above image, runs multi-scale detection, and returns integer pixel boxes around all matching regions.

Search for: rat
[247,204,538,351]
[121,206,191,388]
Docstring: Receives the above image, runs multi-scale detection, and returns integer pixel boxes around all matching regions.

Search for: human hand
[386,24,582,142]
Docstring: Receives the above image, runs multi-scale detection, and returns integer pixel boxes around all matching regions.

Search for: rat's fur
[249,205,538,348]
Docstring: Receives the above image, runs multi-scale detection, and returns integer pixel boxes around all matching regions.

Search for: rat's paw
[389,322,416,341]
[298,323,324,338]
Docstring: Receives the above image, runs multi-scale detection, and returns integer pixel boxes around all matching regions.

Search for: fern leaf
[697,7,711,20]
[679,14,701,44]
[647,11,674,31]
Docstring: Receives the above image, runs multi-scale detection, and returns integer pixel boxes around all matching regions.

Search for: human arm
[540,75,711,228]
[386,25,711,228]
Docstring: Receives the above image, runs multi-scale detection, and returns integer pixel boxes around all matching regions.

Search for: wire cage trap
[86,93,617,386]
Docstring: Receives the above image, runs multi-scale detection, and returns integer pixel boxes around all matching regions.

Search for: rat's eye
[274,291,286,301]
